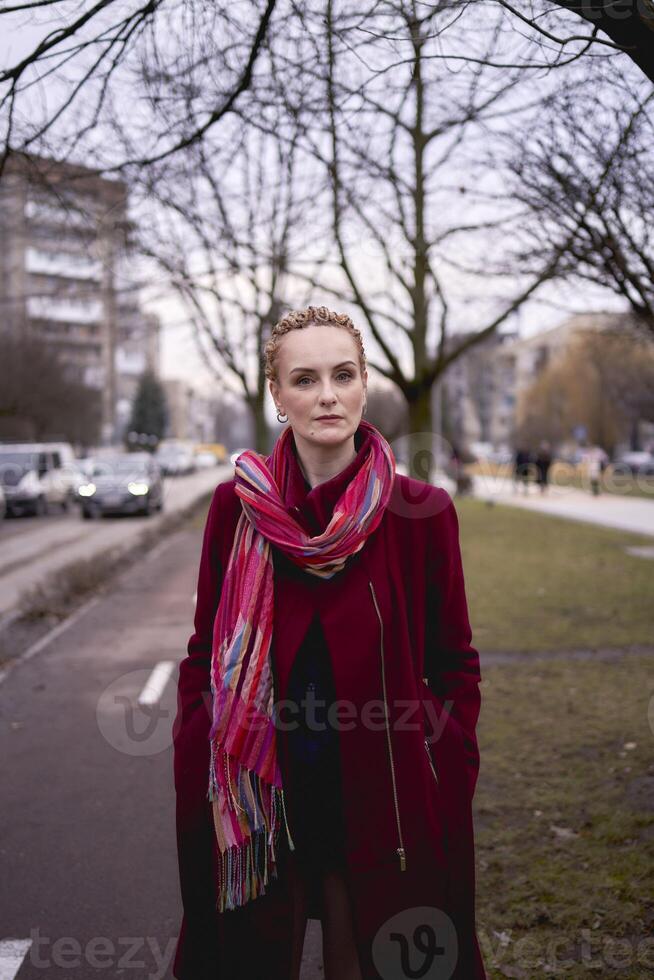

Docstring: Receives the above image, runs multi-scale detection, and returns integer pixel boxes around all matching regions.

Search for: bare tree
[499,65,654,335]
[482,2,654,82]
[135,112,324,452]
[3,0,650,181]
[516,325,654,452]
[0,0,277,175]
[545,1,654,83]
[265,0,593,477]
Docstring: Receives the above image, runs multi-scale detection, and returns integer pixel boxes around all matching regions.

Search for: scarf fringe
[208,743,295,913]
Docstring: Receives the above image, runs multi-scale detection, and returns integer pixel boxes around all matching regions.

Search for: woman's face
[269,325,367,448]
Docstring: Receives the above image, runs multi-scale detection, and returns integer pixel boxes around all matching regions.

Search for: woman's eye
[297,372,352,385]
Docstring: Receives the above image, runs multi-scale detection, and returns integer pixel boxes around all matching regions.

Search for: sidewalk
[470,474,654,539]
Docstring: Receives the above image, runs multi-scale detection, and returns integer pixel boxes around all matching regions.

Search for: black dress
[279,609,347,917]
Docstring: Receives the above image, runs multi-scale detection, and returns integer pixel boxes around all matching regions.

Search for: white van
[0,442,82,516]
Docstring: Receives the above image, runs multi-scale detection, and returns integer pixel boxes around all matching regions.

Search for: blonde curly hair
[263,305,367,384]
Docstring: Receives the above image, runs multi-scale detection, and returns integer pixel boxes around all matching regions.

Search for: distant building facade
[162,379,220,442]
[436,329,518,449]
[0,153,160,444]
[438,311,640,450]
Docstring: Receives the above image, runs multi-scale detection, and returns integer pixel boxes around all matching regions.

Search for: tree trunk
[407,388,437,483]
[252,390,269,455]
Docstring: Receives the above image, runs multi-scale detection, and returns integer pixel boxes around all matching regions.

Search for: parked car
[486,447,514,465]
[77,453,164,518]
[154,442,196,476]
[194,442,227,463]
[614,451,654,475]
[193,450,220,469]
[0,442,79,516]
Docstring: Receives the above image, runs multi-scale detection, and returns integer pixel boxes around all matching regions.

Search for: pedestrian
[513,446,531,494]
[535,441,553,494]
[172,305,486,980]
[584,445,608,496]
[448,443,472,496]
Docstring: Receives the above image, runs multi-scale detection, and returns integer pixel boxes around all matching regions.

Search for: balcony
[27,295,103,324]
[25,246,102,281]
[25,197,97,231]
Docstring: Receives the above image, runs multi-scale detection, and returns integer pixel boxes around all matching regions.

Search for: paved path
[483,644,654,665]
[470,474,654,539]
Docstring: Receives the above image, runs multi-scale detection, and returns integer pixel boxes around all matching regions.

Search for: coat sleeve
[424,488,482,802]
[172,484,228,968]
[173,482,225,796]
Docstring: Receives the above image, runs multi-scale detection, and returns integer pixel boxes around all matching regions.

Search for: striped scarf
[208,419,395,912]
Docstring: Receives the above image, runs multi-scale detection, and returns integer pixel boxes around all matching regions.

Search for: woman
[172,306,486,980]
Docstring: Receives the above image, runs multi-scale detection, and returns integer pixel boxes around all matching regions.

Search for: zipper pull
[397,847,406,872]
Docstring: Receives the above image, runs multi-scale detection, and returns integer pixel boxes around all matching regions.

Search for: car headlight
[128,481,149,495]
[78,483,97,497]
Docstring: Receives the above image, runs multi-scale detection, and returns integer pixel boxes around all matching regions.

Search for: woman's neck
[294,436,358,489]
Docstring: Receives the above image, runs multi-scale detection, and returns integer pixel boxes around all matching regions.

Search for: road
[0,505,323,980]
[0,467,228,620]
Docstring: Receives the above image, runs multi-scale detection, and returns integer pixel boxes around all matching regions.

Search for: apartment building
[0,152,160,444]
[162,379,220,443]
[435,330,518,448]
[436,311,639,451]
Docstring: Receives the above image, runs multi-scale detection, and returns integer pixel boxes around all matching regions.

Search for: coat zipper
[421,678,439,785]
[368,580,407,873]
[424,738,439,785]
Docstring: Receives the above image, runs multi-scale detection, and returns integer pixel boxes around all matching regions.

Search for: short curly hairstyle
[263,305,367,385]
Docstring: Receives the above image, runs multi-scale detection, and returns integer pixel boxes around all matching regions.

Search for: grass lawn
[455,498,654,653]
[474,656,654,979]
[453,500,654,978]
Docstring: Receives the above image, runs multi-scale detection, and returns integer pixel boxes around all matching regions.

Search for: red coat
[172,427,487,979]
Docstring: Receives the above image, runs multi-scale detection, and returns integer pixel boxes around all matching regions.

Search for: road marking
[137,660,176,706]
[0,939,32,980]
